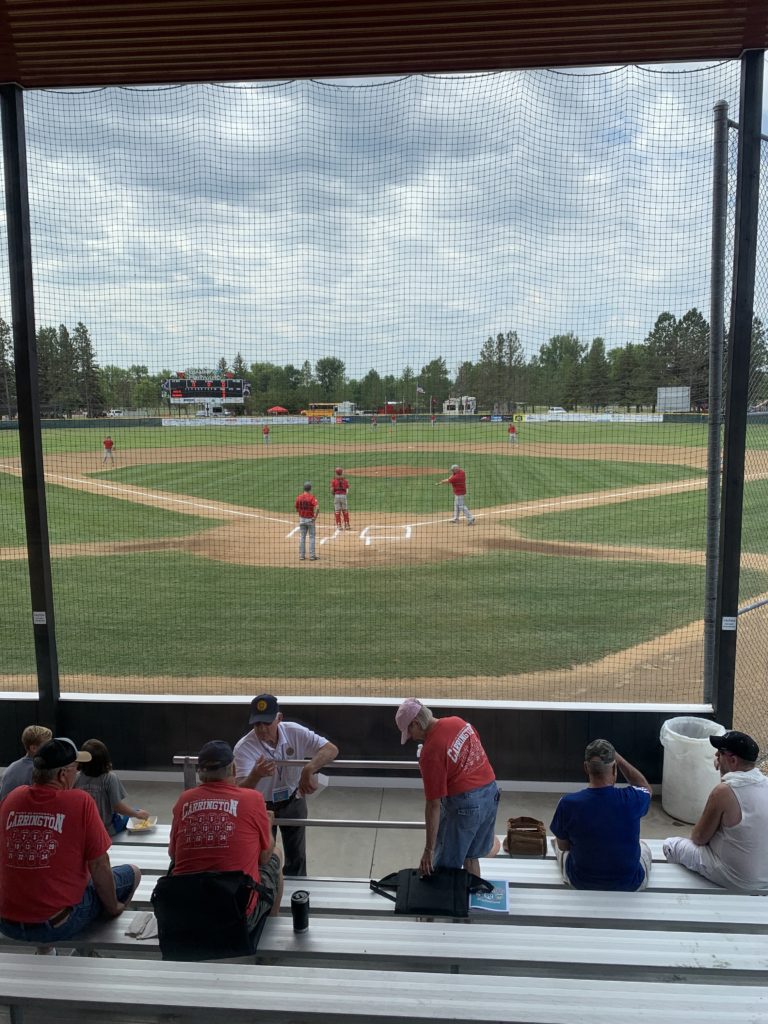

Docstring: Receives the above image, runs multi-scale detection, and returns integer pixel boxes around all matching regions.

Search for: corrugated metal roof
[0,0,765,88]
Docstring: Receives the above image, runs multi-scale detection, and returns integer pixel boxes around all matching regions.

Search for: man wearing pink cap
[395,698,499,877]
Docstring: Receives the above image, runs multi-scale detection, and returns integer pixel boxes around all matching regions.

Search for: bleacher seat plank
[256,916,768,979]
[0,954,764,1023]
[1,911,766,982]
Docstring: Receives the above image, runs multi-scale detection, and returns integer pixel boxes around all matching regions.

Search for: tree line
[0,309,765,418]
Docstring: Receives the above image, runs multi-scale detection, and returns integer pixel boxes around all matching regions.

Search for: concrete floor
[122,777,693,877]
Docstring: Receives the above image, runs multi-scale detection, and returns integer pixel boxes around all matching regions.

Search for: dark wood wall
[1,698,713,783]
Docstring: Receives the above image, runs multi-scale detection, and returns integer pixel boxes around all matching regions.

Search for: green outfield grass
[0,471,221,547]
[0,418,719,457]
[1,418,765,455]
[2,419,764,693]
[515,479,768,555]
[4,551,768,681]
[100,452,703,515]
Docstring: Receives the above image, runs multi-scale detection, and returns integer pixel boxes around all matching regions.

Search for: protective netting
[734,131,768,756]
[2,62,762,705]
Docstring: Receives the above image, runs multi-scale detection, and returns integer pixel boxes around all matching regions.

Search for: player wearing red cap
[331,468,351,530]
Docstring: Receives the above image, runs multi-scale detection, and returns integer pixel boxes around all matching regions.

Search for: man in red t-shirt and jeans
[396,698,499,877]
[0,738,140,954]
[169,740,282,950]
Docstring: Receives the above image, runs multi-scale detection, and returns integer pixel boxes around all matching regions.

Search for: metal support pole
[702,100,728,701]
[712,51,764,726]
[0,84,60,729]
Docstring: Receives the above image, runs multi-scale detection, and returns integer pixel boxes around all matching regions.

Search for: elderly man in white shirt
[234,694,338,876]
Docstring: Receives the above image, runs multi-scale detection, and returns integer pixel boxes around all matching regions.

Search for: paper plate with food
[126,815,158,833]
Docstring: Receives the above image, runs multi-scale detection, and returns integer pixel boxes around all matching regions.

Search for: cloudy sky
[0,59,764,379]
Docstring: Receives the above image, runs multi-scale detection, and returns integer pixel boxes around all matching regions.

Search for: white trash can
[659,716,726,823]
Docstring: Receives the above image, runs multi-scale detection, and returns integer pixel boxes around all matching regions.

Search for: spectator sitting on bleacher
[74,738,151,835]
[0,724,52,803]
[0,738,140,955]
[396,698,500,878]
[663,730,768,892]
[550,739,652,891]
[168,740,283,949]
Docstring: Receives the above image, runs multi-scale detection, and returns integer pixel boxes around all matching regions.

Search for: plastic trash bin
[660,716,726,823]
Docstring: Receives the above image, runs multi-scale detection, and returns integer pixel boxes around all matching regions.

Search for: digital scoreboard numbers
[164,378,248,404]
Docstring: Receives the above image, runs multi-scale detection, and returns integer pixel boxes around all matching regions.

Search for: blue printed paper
[469,880,509,913]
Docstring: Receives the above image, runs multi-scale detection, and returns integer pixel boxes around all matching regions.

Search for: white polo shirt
[233,722,329,803]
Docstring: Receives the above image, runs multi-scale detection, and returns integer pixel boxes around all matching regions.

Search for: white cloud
[0,62,756,378]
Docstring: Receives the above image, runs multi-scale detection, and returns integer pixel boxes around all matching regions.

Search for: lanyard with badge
[262,727,295,803]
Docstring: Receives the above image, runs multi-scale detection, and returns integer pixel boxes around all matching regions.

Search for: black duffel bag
[370,867,493,918]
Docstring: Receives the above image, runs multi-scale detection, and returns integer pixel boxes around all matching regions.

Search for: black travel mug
[291,889,310,932]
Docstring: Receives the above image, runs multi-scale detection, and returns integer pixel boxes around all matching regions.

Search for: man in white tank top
[663,730,768,892]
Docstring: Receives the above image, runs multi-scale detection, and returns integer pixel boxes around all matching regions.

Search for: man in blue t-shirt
[550,738,652,891]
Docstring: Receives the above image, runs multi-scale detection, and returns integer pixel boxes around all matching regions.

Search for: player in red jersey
[295,482,319,561]
[330,467,351,530]
[102,436,115,466]
[437,463,475,525]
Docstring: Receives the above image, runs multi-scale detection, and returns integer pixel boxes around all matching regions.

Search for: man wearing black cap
[0,738,140,952]
[168,740,282,947]
[234,695,338,876]
[663,730,768,892]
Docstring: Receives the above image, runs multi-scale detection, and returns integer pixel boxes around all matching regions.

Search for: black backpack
[151,870,272,961]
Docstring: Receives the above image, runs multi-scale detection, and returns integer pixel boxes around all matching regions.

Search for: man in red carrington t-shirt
[0,738,140,953]
[395,699,499,877]
[295,481,319,561]
[169,740,282,946]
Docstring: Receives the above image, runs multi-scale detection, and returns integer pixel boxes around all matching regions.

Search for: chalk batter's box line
[360,525,413,546]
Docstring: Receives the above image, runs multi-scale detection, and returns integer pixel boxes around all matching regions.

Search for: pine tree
[73,322,106,417]
[0,317,15,418]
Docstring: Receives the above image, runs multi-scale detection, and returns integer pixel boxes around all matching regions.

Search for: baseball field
[2,419,767,706]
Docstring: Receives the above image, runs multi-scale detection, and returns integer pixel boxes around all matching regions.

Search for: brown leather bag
[504,816,548,857]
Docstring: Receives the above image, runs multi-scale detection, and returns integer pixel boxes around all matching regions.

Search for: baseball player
[331,467,351,530]
[507,423,518,444]
[102,436,115,466]
[437,463,475,525]
[262,425,270,446]
[370,414,378,430]
[295,482,319,561]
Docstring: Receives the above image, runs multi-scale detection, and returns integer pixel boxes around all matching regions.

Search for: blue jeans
[299,519,316,559]
[434,781,500,869]
[0,864,136,945]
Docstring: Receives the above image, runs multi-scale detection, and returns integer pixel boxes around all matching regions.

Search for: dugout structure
[0,8,766,778]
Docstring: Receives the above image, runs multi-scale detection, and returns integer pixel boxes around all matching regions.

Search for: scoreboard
[163,378,248,404]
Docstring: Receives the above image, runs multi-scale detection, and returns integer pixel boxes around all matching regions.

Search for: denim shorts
[434,781,500,869]
[0,864,136,945]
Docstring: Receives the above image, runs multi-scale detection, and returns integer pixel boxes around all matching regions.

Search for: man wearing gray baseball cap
[663,730,768,891]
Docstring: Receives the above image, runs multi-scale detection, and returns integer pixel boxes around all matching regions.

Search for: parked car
[107,408,125,417]
[547,406,566,416]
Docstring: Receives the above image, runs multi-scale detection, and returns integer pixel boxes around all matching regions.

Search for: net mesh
[734,129,768,755]
[2,62,764,706]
